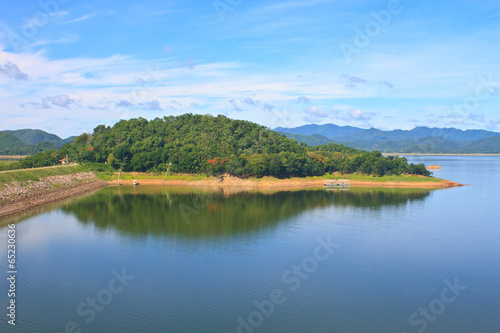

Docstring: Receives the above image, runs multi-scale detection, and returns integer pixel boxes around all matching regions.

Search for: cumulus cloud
[89,105,109,111]
[45,94,79,108]
[487,118,500,130]
[304,106,327,118]
[116,100,133,108]
[347,109,374,121]
[229,99,243,112]
[332,109,375,123]
[262,103,274,111]
[140,99,162,111]
[0,61,28,81]
[240,97,274,111]
[467,113,486,122]
[297,96,310,104]
[243,98,256,105]
[27,94,79,109]
[340,73,367,87]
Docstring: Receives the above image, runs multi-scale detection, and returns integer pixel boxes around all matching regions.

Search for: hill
[20,114,431,177]
[275,124,500,153]
[5,129,76,146]
[274,124,364,139]
[0,132,28,152]
[275,124,499,142]
[0,129,76,155]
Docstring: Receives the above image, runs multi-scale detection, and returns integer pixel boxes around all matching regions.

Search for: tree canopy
[20,114,431,177]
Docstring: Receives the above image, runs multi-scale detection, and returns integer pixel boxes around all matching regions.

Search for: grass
[304,173,443,183]
[0,165,85,185]
[95,171,210,181]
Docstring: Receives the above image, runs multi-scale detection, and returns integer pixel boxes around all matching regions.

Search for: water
[1,156,499,333]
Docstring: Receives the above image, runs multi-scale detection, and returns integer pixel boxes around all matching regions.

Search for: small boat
[133,180,139,186]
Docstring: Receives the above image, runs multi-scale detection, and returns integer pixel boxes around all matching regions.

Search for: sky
[0,0,500,138]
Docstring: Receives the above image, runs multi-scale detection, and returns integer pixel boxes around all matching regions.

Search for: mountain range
[274,124,500,154]
[0,129,75,155]
[1,124,499,156]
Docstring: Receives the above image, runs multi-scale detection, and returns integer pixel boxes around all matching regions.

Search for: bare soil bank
[109,175,465,189]
[0,172,107,219]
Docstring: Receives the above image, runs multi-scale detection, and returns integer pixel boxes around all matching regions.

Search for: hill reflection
[60,186,432,238]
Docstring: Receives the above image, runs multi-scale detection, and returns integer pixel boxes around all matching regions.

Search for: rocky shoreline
[0,172,108,219]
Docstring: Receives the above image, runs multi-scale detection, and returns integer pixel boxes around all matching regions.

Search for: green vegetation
[95,172,209,181]
[19,114,431,177]
[318,173,442,183]
[4,129,75,146]
[0,165,85,185]
[0,161,21,171]
[62,187,431,238]
[281,132,500,154]
[0,129,75,155]
[0,131,60,155]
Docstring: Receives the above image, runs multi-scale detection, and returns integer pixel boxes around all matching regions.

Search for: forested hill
[0,129,76,155]
[20,114,430,177]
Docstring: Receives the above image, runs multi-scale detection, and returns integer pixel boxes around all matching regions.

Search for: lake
[1,155,499,333]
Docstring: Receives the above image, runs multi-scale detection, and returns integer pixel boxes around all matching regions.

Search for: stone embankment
[0,172,107,219]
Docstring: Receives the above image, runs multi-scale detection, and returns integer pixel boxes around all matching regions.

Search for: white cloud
[27,94,79,109]
[64,13,97,24]
[347,109,375,121]
[0,61,28,80]
[297,96,310,104]
[140,99,162,111]
[304,106,327,118]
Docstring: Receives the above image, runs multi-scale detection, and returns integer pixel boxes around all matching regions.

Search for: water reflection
[59,186,432,238]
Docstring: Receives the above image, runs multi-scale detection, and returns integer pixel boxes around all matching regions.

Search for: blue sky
[0,0,499,138]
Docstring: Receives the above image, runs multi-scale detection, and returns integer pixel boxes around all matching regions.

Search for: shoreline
[0,172,107,220]
[1,173,465,221]
[107,175,465,189]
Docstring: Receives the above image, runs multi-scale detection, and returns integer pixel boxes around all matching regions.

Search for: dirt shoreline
[0,172,107,219]
[1,173,465,220]
[108,175,465,189]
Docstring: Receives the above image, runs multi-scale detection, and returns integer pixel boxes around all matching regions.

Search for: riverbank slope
[0,171,107,219]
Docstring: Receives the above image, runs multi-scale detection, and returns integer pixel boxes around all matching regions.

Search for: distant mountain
[280,133,334,146]
[276,124,500,154]
[5,129,76,146]
[275,124,500,142]
[0,129,74,155]
[275,124,364,139]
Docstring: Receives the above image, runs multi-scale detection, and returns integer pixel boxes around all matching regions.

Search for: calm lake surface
[1,156,499,333]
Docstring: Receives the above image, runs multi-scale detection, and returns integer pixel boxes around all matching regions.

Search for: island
[0,114,465,218]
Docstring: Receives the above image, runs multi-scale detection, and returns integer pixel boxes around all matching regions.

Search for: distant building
[60,158,68,165]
